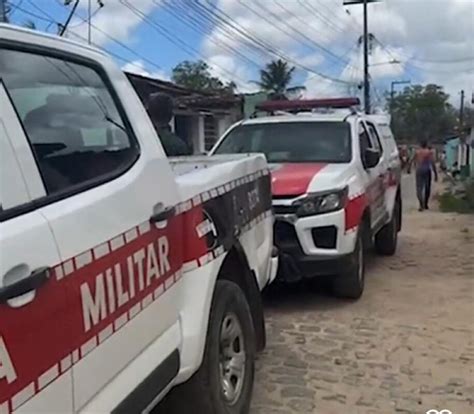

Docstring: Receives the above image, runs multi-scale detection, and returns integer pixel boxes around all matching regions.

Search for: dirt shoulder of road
[251,177,474,414]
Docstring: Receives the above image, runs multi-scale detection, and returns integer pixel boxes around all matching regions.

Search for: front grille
[311,226,337,249]
[273,205,297,215]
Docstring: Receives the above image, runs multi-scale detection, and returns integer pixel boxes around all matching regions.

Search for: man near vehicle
[148,92,191,156]
[410,139,438,211]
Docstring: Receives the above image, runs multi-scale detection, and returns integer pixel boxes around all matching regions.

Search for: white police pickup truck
[0,25,277,414]
[212,99,401,300]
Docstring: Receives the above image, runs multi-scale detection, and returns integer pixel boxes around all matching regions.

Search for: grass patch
[438,180,474,214]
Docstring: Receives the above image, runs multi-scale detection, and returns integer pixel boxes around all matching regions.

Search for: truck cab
[212,98,402,299]
[0,24,276,414]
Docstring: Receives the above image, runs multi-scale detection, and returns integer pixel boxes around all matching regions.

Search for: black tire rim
[219,312,246,405]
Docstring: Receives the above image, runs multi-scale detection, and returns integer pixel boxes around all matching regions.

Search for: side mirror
[364,148,380,169]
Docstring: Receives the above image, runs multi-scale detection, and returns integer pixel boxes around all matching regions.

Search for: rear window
[214,121,351,163]
[0,47,138,195]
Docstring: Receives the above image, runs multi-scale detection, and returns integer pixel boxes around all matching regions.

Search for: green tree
[171,60,235,94]
[256,59,305,100]
[387,84,457,144]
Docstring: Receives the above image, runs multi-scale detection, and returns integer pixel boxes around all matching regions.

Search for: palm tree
[256,59,305,100]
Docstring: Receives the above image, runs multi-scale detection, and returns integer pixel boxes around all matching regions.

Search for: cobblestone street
[252,176,474,414]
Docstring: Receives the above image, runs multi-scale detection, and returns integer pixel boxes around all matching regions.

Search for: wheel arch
[217,242,266,352]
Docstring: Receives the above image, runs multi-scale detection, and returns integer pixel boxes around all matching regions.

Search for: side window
[366,122,383,154]
[0,48,138,196]
[358,122,372,155]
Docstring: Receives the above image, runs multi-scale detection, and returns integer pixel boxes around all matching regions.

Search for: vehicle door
[358,121,386,231]
[0,46,183,412]
[371,122,401,219]
[0,82,73,413]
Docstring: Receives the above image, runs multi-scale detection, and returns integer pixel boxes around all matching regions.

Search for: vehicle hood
[270,163,352,197]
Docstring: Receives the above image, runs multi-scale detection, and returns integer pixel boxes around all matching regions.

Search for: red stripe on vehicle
[0,170,272,413]
[345,193,367,231]
[271,163,327,197]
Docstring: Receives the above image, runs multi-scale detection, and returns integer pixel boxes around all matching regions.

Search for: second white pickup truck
[0,24,277,414]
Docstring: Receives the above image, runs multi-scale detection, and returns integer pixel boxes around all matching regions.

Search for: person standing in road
[148,92,192,156]
[410,139,438,211]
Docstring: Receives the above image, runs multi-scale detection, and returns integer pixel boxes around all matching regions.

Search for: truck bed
[170,154,269,202]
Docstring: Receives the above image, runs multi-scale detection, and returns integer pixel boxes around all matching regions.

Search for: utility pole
[390,80,410,115]
[0,0,8,23]
[363,0,369,114]
[343,0,380,114]
[459,90,465,132]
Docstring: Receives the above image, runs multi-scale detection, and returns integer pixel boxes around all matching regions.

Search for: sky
[7,0,474,108]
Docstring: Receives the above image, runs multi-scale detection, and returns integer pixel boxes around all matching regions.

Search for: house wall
[172,108,241,155]
[202,108,242,153]
[444,138,459,170]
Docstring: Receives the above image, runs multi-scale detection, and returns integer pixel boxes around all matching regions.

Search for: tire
[332,227,366,299]
[160,280,256,414]
[374,199,400,256]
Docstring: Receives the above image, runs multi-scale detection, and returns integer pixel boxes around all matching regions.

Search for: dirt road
[252,175,474,414]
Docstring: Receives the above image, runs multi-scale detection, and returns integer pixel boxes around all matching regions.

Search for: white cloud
[207,54,258,93]
[121,60,170,81]
[68,0,160,46]
[303,73,352,99]
[201,0,473,104]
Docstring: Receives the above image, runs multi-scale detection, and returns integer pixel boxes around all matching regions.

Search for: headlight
[295,187,348,217]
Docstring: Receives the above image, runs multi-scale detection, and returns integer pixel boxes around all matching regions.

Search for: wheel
[160,280,256,414]
[374,199,400,256]
[332,226,366,299]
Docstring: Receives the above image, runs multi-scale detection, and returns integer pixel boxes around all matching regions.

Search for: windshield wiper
[104,115,126,132]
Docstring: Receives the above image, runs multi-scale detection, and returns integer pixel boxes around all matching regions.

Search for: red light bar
[256,97,360,112]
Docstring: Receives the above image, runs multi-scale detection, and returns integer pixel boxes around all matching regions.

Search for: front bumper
[274,210,358,282]
[277,250,354,282]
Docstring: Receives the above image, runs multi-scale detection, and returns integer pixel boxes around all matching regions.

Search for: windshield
[214,121,351,163]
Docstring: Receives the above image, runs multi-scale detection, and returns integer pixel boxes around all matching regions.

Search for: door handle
[150,206,175,223]
[0,267,51,304]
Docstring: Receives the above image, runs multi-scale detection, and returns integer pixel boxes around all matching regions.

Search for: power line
[245,0,352,68]
[7,0,25,18]
[14,2,165,75]
[55,3,164,70]
[274,0,354,53]
[119,0,249,85]
[70,30,160,78]
[25,0,55,22]
[275,0,359,70]
[195,0,283,61]
[301,0,358,36]
[65,1,103,29]
[198,0,356,85]
[177,0,266,63]
[373,36,474,75]
[158,0,260,69]
[11,3,56,24]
